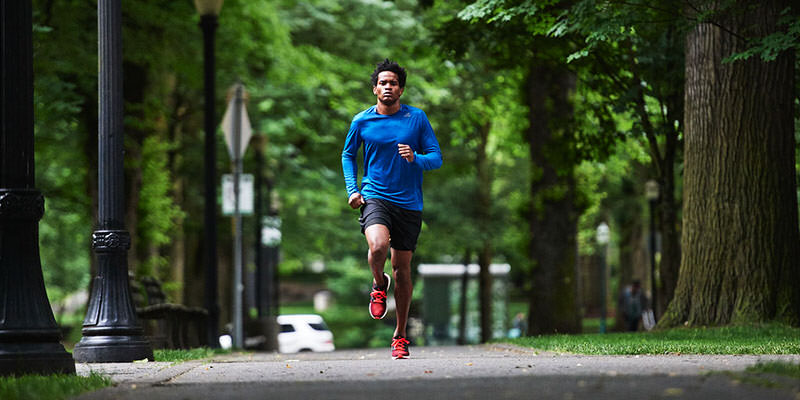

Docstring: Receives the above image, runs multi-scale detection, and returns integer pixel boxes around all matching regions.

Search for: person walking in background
[341,59,442,359]
[618,280,648,331]
[509,312,527,338]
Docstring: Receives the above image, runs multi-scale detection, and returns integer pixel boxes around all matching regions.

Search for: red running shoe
[369,273,391,319]
[391,336,410,360]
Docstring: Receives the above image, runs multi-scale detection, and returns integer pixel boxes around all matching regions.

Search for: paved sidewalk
[75,345,800,399]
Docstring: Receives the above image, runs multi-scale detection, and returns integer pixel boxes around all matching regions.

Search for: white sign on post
[261,216,281,246]
[222,174,254,215]
[220,93,252,159]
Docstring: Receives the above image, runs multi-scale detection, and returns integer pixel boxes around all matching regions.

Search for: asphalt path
[76,345,800,399]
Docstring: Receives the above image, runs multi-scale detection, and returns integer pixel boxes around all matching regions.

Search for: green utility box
[418,263,510,345]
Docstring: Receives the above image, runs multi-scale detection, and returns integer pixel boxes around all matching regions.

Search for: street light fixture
[195,0,224,347]
[645,179,659,319]
[596,222,610,334]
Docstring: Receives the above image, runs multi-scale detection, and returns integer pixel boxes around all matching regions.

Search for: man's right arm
[342,120,362,208]
[347,192,364,209]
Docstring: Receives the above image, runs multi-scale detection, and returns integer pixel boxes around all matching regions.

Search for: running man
[341,59,442,359]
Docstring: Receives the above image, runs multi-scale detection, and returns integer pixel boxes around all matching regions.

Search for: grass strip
[153,347,232,362]
[0,348,234,400]
[501,323,800,355]
[0,372,110,400]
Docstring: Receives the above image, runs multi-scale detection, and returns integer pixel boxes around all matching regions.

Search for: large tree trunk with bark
[525,61,581,335]
[660,0,800,327]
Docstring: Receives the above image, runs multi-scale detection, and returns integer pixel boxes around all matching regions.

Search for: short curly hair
[370,58,407,88]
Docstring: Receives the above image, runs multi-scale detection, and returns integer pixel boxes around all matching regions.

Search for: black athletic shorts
[359,198,423,251]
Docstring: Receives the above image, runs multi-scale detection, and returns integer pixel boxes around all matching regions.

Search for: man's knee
[367,237,390,259]
[369,239,389,257]
[365,225,390,256]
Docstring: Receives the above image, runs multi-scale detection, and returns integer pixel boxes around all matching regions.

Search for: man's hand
[398,144,415,163]
[348,192,365,209]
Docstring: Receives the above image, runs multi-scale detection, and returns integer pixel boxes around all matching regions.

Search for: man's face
[373,71,404,106]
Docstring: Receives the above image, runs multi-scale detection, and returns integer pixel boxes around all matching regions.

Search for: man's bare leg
[391,248,413,337]
[365,224,390,288]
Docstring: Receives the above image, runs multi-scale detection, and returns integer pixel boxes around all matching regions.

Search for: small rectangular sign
[261,216,281,246]
[222,174,254,215]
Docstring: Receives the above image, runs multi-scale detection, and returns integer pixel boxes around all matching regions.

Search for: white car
[277,314,335,353]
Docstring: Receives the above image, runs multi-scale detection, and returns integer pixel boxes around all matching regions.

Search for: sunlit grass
[501,323,800,355]
[0,372,110,400]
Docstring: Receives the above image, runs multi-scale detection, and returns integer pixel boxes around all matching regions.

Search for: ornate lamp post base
[0,344,76,375]
[0,190,76,375]
[73,231,153,363]
[72,337,152,363]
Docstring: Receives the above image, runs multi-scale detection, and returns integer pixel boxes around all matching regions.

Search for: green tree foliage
[33,4,96,306]
[547,0,687,316]
[34,74,92,305]
[441,0,610,334]
[257,0,428,271]
[137,136,185,277]
[29,0,797,344]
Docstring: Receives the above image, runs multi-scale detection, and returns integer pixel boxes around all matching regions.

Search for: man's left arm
[412,113,442,170]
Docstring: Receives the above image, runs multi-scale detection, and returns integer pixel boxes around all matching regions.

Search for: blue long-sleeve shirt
[342,104,442,211]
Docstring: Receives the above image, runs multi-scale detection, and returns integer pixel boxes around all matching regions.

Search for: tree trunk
[524,61,581,335]
[477,121,493,343]
[660,0,800,327]
[82,92,99,282]
[656,145,680,318]
[169,211,185,303]
[631,45,682,319]
[457,249,470,345]
[656,35,684,318]
[166,78,187,304]
[478,242,492,342]
[123,61,147,276]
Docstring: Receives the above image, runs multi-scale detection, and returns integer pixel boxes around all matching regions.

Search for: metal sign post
[220,83,251,349]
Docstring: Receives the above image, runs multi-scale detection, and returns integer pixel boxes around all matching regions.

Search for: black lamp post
[72,0,153,362]
[596,222,610,334]
[0,0,76,375]
[645,179,659,319]
[195,0,224,348]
